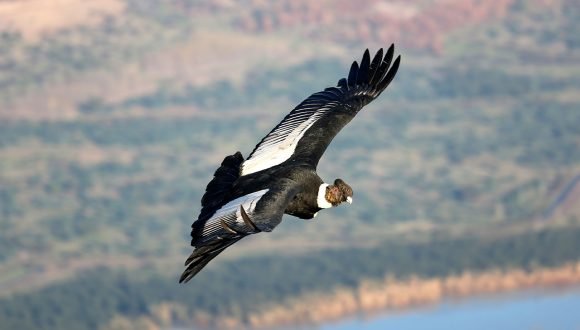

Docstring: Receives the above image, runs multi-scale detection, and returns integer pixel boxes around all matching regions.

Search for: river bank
[323,285,580,330]
[238,262,580,329]
[101,261,580,329]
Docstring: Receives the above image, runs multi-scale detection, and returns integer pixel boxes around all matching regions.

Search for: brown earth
[244,262,580,329]
[0,0,125,42]
[100,262,580,330]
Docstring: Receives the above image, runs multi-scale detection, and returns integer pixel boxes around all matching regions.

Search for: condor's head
[318,179,353,208]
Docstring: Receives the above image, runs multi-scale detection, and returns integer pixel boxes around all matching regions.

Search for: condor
[180,45,401,283]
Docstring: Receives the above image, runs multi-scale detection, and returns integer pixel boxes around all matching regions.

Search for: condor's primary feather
[180,45,400,283]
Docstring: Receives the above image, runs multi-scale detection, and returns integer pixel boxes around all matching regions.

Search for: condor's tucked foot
[219,206,262,235]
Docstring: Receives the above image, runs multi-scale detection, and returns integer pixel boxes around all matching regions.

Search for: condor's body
[180,45,401,283]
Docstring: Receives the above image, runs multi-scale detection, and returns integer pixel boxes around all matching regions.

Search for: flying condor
[180,45,401,283]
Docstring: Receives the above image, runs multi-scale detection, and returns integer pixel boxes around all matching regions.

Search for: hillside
[0,0,579,329]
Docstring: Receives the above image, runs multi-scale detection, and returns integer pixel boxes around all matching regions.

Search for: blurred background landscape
[0,0,579,329]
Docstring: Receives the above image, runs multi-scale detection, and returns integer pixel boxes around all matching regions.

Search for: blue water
[322,288,580,330]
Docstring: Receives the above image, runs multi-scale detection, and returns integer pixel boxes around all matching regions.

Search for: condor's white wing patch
[241,102,339,176]
[240,46,400,177]
[199,189,269,240]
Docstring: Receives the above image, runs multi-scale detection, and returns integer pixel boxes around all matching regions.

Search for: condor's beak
[346,196,353,204]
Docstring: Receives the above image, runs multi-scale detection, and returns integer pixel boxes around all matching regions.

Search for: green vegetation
[1,93,577,263]
[1,0,579,274]
[1,226,579,330]
[116,58,345,111]
[1,1,580,329]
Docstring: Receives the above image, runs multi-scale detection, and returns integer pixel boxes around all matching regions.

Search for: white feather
[202,189,269,236]
[317,183,332,209]
[240,103,338,176]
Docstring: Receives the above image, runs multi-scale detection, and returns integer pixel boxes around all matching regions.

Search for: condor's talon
[240,205,261,233]
[219,206,261,235]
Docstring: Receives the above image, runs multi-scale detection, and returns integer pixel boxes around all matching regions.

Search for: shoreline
[238,262,580,329]
[102,262,580,330]
[320,284,580,330]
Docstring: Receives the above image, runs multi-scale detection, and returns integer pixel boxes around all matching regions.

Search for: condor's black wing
[180,178,299,283]
[240,45,401,176]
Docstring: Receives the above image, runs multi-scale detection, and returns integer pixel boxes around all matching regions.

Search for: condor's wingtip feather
[376,54,401,92]
[356,49,371,85]
[368,47,384,83]
[347,61,359,88]
[370,45,393,86]
[341,44,399,93]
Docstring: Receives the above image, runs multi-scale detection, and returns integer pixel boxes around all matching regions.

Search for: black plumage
[180,45,401,283]
[193,151,244,237]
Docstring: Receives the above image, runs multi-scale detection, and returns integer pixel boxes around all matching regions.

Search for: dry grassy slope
[0,0,544,120]
[0,0,579,296]
[233,0,518,53]
[0,31,346,120]
[0,0,125,42]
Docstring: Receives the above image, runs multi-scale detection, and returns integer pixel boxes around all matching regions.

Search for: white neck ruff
[317,183,333,209]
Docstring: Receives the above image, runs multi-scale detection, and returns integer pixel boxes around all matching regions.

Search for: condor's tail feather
[179,237,242,283]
